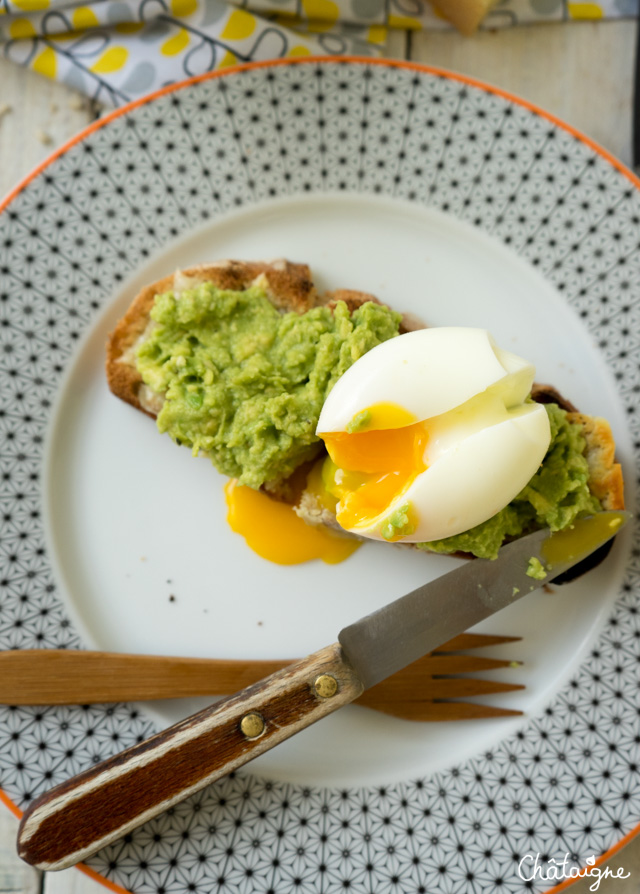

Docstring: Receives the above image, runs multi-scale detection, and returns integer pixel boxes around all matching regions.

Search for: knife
[17,510,630,871]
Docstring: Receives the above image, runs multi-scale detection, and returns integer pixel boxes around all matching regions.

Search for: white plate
[45,191,631,789]
[1,59,638,894]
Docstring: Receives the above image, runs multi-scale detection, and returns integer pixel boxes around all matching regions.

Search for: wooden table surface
[1,18,639,894]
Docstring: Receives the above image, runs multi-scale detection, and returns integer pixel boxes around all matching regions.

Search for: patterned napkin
[0,0,636,107]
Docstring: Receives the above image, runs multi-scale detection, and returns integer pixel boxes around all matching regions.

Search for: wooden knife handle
[17,643,363,872]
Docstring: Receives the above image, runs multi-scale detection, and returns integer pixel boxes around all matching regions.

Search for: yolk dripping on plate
[224,479,360,565]
[319,402,428,532]
[224,403,427,563]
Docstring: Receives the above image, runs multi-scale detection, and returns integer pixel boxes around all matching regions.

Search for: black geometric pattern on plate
[0,59,639,894]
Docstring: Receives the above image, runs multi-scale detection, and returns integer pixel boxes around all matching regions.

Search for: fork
[0,633,523,720]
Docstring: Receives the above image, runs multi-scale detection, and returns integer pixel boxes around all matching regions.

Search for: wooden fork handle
[0,649,291,704]
[17,643,363,872]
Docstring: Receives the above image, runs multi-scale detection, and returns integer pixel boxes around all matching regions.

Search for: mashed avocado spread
[136,283,600,559]
[135,282,402,489]
[420,402,601,560]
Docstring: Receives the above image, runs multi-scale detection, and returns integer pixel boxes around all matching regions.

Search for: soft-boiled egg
[316,327,551,543]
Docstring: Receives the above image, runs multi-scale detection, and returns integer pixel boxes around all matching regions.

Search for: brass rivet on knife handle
[240,712,265,739]
[314,674,338,699]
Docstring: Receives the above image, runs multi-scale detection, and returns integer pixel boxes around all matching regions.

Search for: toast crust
[106,260,318,416]
[106,259,625,529]
[530,384,624,511]
[567,413,625,511]
[106,262,416,417]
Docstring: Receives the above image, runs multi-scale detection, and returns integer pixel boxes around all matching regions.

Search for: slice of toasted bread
[107,259,624,554]
[529,384,624,512]
[106,259,415,497]
[107,260,318,418]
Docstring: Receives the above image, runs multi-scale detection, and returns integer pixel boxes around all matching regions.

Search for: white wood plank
[43,866,112,894]
[409,20,636,168]
[569,841,640,894]
[0,59,94,205]
[2,806,113,894]
[385,27,409,60]
[0,808,40,894]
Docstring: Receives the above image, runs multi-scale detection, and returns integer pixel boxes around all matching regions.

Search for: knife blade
[17,510,630,872]
[339,510,629,688]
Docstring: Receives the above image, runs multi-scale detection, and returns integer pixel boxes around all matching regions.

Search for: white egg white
[317,327,552,543]
[317,327,536,434]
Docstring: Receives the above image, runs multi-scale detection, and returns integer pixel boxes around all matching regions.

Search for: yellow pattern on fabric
[115,21,145,33]
[567,2,603,16]
[306,17,337,31]
[218,49,238,66]
[171,0,198,16]
[91,46,128,72]
[72,6,99,28]
[49,28,84,40]
[9,16,35,37]
[388,13,421,28]
[161,27,190,55]
[220,9,256,39]
[302,0,339,23]
[32,45,56,77]
[367,25,387,45]
[2,0,390,105]
[13,0,49,10]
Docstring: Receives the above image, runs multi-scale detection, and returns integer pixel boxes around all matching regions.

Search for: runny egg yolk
[320,402,428,531]
[224,479,360,565]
